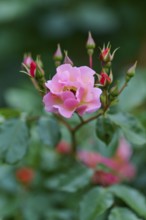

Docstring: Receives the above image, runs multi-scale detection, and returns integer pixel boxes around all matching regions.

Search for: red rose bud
[86,31,96,49]
[64,51,73,66]
[99,42,111,62]
[100,43,119,63]
[100,48,110,62]
[99,72,111,86]
[16,167,34,185]
[29,61,37,78]
[56,141,71,154]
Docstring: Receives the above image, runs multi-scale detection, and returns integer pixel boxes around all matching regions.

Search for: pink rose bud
[64,51,73,66]
[86,32,96,49]
[29,61,37,78]
[23,56,33,67]
[53,44,63,61]
[99,72,111,86]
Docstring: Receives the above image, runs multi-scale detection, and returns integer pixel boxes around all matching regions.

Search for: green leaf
[0,108,21,119]
[45,163,94,192]
[0,195,18,217]
[38,117,61,147]
[0,119,29,163]
[80,187,114,220]
[5,88,42,114]
[108,113,146,146]
[96,116,118,146]
[110,185,146,218]
[109,207,142,220]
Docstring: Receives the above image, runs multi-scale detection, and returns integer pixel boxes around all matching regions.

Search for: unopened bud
[86,32,96,50]
[127,61,137,78]
[100,43,119,64]
[23,54,33,67]
[99,72,111,86]
[53,44,63,62]
[64,51,73,66]
[29,61,37,78]
[110,85,119,97]
[16,167,34,185]
[36,55,43,68]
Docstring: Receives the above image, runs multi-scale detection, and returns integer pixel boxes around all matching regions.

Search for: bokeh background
[0,0,146,108]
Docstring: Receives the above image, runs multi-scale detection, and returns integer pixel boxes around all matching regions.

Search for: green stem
[71,131,77,154]
[73,111,103,133]
[118,81,128,95]
[76,112,84,123]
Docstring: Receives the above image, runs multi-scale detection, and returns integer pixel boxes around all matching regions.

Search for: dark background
[0,0,146,107]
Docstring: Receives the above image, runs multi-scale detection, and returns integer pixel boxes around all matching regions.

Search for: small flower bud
[99,72,111,86]
[16,167,34,185]
[36,55,43,68]
[100,43,119,63]
[100,47,110,62]
[53,44,63,62]
[126,61,137,78]
[110,84,119,97]
[30,61,37,78]
[64,51,73,66]
[86,32,96,50]
[22,55,37,78]
[56,141,71,154]
[23,55,33,67]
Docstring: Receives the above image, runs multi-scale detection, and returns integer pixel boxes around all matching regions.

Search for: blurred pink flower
[77,151,104,168]
[43,64,102,118]
[77,138,136,186]
[92,171,120,186]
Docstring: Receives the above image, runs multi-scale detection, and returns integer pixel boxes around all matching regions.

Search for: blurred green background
[0,0,146,107]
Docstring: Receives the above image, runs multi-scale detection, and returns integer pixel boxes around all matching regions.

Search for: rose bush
[0,33,146,220]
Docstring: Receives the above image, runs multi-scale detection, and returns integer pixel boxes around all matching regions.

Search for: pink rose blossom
[43,64,102,118]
